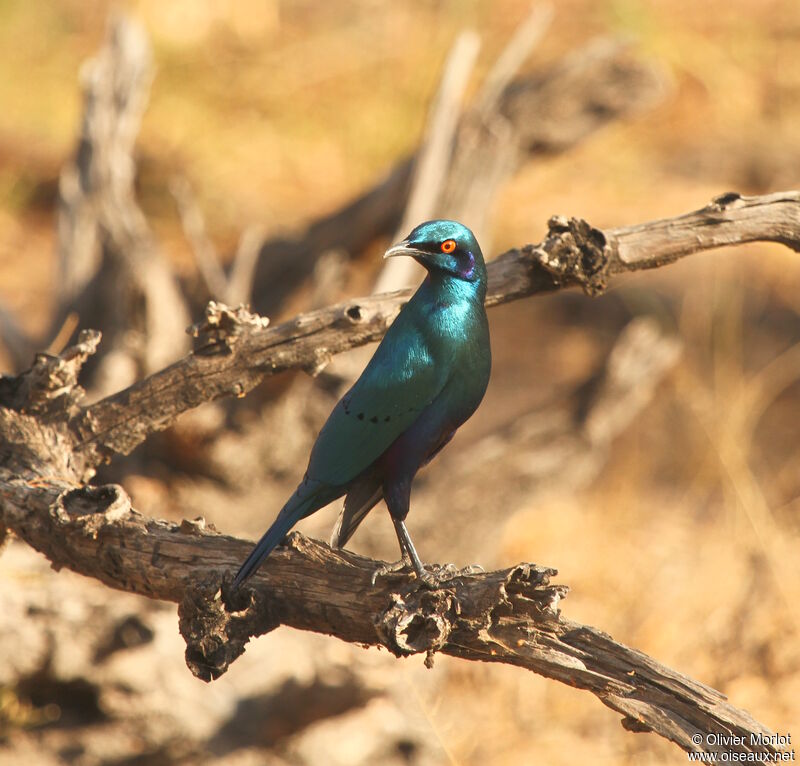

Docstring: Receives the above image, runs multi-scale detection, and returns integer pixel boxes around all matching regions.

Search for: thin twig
[170,176,228,299]
[374,31,481,294]
[475,2,553,115]
[226,224,265,305]
[440,2,553,249]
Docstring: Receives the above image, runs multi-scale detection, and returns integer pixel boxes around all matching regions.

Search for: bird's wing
[307,323,447,486]
[330,476,383,548]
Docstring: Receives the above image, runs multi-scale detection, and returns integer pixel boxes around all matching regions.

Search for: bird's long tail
[232,484,333,589]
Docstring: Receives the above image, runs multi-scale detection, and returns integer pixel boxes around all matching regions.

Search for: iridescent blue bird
[233,220,491,588]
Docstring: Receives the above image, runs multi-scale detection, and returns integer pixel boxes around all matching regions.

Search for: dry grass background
[1,1,799,764]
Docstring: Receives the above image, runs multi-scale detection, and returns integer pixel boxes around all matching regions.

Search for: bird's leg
[391,518,440,589]
[369,512,417,584]
[388,518,485,585]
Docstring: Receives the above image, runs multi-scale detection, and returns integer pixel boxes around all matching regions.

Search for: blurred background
[1,1,799,764]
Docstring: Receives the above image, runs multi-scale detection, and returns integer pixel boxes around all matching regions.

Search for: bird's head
[384,220,486,284]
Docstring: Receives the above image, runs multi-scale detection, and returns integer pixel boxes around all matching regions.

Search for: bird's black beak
[383,240,426,260]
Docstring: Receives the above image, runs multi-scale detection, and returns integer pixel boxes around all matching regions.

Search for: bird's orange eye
[441,239,456,254]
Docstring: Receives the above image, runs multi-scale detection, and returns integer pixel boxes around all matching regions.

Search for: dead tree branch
[2,190,797,758]
[64,190,800,473]
[0,476,780,758]
[52,15,189,393]
[376,3,553,292]
[170,176,229,300]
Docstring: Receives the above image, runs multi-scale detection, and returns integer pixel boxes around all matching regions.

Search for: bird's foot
[371,552,485,590]
[370,557,413,586]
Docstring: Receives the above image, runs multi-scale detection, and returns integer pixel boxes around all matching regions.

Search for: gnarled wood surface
[0,477,781,758]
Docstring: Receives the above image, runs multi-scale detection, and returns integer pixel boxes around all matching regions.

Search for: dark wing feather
[330,477,383,548]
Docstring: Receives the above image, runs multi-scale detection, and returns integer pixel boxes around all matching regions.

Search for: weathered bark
[0,476,781,759]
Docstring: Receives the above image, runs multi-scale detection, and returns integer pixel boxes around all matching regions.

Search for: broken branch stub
[0,330,101,419]
[188,302,270,356]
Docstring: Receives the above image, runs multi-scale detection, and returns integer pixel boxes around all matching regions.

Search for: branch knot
[531,216,609,295]
[188,302,269,355]
[376,587,460,660]
[57,483,133,537]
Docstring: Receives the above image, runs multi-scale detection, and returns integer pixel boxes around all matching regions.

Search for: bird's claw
[456,563,485,575]
[370,558,413,586]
